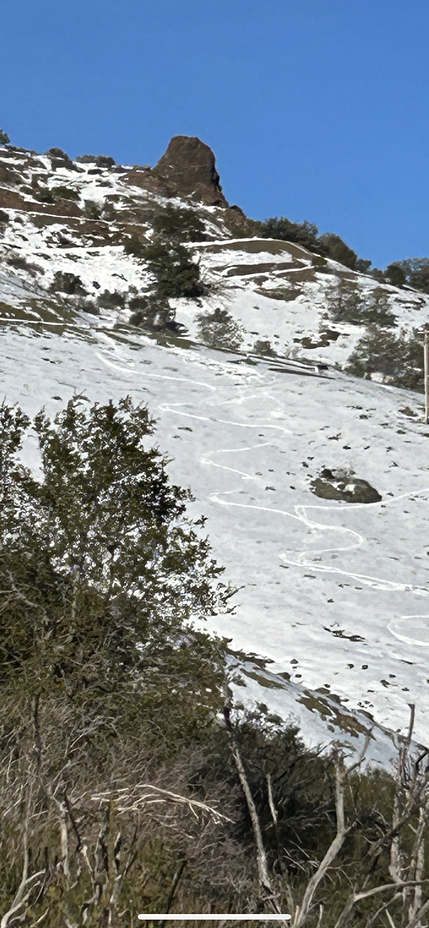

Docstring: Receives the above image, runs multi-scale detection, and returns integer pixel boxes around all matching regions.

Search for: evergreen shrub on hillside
[83,198,102,219]
[50,270,87,295]
[326,279,396,327]
[35,185,79,204]
[152,203,207,242]
[259,216,319,250]
[318,232,358,269]
[197,307,243,350]
[346,325,425,390]
[0,127,10,145]
[145,239,207,299]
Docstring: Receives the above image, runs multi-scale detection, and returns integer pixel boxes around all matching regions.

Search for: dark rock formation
[310,468,382,504]
[152,136,228,207]
[45,148,81,172]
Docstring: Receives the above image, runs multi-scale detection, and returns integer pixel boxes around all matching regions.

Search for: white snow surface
[1,318,429,759]
[2,148,429,762]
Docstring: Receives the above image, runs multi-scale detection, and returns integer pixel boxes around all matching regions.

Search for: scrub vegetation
[2,398,429,926]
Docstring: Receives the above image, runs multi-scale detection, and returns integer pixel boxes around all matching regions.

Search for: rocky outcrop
[310,468,382,504]
[152,136,228,207]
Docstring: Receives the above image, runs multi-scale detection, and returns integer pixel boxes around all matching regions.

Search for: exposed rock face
[152,136,228,207]
[310,468,382,504]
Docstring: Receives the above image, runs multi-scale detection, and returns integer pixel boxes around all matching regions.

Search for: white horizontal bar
[138,917,291,921]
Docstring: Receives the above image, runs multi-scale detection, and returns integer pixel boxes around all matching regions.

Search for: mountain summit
[153,135,228,207]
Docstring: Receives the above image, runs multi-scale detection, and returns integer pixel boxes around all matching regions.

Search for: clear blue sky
[2,0,429,268]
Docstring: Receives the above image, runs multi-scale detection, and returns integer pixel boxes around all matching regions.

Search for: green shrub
[145,239,207,299]
[50,185,80,201]
[76,153,116,167]
[311,254,328,268]
[197,307,243,350]
[83,199,102,219]
[260,216,319,250]
[384,262,407,287]
[326,279,395,327]
[129,294,176,331]
[35,186,55,204]
[97,288,126,309]
[252,339,276,356]
[318,232,357,269]
[152,203,206,242]
[346,326,425,390]
[0,128,10,145]
[124,233,147,257]
[50,271,87,295]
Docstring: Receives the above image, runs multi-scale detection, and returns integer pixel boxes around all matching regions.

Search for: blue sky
[1,0,429,268]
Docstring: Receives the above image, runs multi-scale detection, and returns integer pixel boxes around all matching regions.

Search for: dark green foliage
[326,280,396,327]
[385,262,407,287]
[260,216,319,251]
[311,254,328,268]
[252,339,276,356]
[355,257,372,273]
[197,307,243,350]
[129,293,175,330]
[0,127,10,145]
[35,185,79,204]
[97,288,126,309]
[145,238,207,299]
[76,154,116,167]
[0,397,229,699]
[318,232,357,269]
[124,233,147,257]
[83,198,102,219]
[50,270,87,295]
[392,257,429,293]
[152,203,207,242]
[35,186,55,204]
[51,185,80,201]
[346,326,425,390]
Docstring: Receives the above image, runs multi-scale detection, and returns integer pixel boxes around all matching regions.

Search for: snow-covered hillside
[2,141,429,762]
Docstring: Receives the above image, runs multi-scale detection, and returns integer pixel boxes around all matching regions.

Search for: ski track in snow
[95,331,429,652]
[3,317,429,745]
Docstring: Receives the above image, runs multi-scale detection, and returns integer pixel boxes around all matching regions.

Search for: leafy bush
[97,288,126,309]
[0,397,229,696]
[124,233,147,257]
[346,326,425,390]
[318,232,357,269]
[83,198,102,219]
[326,279,396,326]
[197,307,243,350]
[252,338,276,356]
[34,186,55,204]
[35,185,79,204]
[384,262,407,287]
[145,239,207,299]
[51,185,80,201]
[128,293,175,330]
[0,127,10,145]
[259,216,319,250]
[76,153,116,167]
[152,203,207,242]
[50,271,87,295]
[390,257,429,293]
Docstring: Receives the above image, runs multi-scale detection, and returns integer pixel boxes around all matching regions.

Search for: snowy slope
[2,144,429,761]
